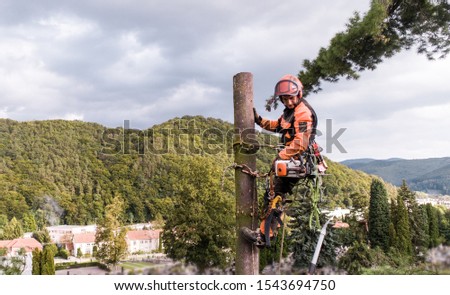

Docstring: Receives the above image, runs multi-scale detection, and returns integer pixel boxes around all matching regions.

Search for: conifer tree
[426,204,440,248]
[31,248,42,275]
[31,246,55,275]
[2,217,24,240]
[338,241,373,275]
[419,204,430,248]
[389,201,397,248]
[393,195,413,256]
[398,180,428,256]
[289,182,337,269]
[442,210,450,245]
[368,179,390,252]
[41,245,55,275]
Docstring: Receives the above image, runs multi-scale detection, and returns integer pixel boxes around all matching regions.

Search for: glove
[253,108,262,126]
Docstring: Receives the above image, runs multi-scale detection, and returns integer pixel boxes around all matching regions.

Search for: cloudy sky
[1,0,449,162]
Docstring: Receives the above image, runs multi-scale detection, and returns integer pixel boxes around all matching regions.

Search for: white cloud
[37,14,99,40]
[145,80,221,114]
[0,37,73,108]
[103,32,167,85]
[61,113,85,121]
[0,107,8,118]
[324,101,450,161]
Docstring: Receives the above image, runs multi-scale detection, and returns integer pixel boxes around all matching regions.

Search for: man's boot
[240,227,265,247]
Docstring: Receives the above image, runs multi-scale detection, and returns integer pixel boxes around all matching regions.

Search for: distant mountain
[340,158,376,166]
[340,158,404,166]
[341,157,450,195]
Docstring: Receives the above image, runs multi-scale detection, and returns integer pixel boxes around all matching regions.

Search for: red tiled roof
[0,240,10,248]
[332,221,350,228]
[126,230,161,241]
[0,238,43,253]
[73,232,96,244]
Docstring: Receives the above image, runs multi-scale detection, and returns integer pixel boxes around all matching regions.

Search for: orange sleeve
[278,107,313,159]
[259,116,281,132]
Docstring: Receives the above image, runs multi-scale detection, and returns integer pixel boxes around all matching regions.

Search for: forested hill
[0,117,388,227]
[341,158,450,195]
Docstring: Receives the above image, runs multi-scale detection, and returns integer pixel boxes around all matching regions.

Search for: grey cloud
[2,0,449,161]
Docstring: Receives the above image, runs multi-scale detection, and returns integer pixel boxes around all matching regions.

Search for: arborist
[241,74,327,247]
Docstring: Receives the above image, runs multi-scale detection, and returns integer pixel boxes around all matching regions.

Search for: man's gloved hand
[253,108,262,126]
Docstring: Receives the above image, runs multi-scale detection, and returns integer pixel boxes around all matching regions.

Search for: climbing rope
[308,176,322,230]
[229,137,326,242]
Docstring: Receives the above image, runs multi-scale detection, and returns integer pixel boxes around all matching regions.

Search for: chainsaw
[274,158,307,178]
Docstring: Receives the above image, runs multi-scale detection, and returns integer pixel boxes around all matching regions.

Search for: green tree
[32,228,51,244]
[22,212,38,233]
[95,195,128,267]
[419,204,430,248]
[0,214,7,228]
[289,189,338,270]
[56,248,69,259]
[398,181,428,257]
[389,200,397,248]
[0,214,7,239]
[32,248,42,275]
[392,195,413,256]
[426,204,440,248]
[92,245,98,258]
[442,209,450,245]
[0,191,29,221]
[2,217,24,240]
[338,241,373,275]
[368,179,390,252]
[41,245,56,275]
[162,155,235,273]
[77,248,83,258]
[31,245,55,275]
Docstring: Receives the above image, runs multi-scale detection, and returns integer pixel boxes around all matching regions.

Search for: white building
[46,225,96,244]
[0,238,43,256]
[72,232,96,257]
[126,230,161,254]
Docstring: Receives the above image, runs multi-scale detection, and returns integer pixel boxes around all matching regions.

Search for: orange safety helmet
[274,74,303,98]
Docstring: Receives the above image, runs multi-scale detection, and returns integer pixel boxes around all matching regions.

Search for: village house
[126,230,162,254]
[72,232,96,257]
[46,225,97,245]
[0,238,43,256]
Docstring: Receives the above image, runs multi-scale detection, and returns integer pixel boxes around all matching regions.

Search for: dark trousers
[274,176,300,197]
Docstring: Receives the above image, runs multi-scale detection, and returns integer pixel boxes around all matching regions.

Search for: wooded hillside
[0,117,388,228]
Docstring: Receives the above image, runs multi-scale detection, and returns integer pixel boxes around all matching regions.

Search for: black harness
[276,98,318,146]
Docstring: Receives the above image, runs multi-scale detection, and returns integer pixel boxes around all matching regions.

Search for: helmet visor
[274,79,300,97]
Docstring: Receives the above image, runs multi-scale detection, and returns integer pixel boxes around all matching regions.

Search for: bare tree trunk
[233,72,259,275]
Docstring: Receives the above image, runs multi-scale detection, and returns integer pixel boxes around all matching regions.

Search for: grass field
[120,261,155,270]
